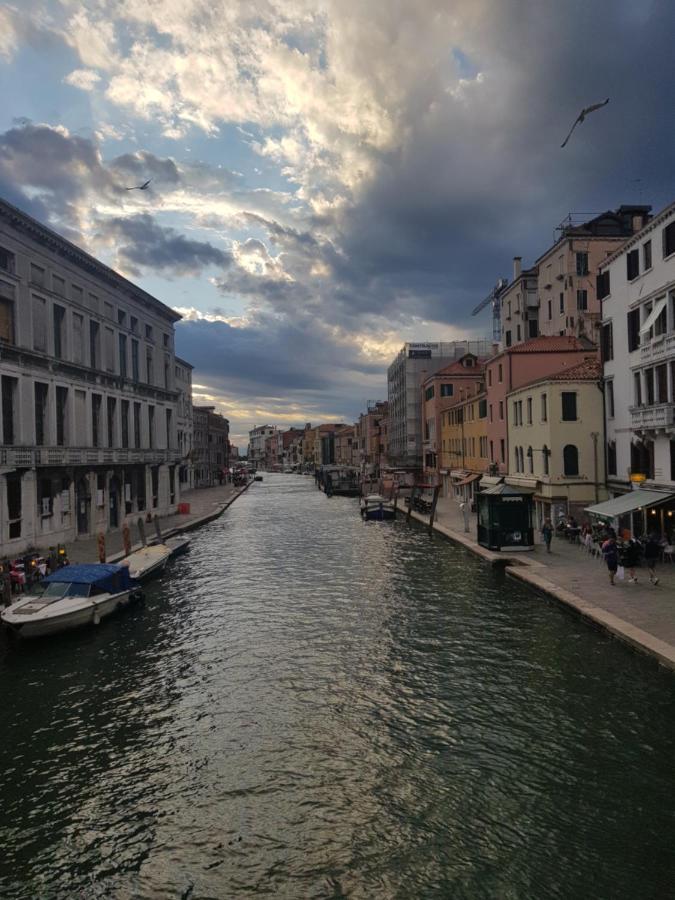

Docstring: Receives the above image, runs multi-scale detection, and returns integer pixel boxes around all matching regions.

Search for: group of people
[540,517,663,587]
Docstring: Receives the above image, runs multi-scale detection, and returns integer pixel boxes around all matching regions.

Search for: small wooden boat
[360,494,396,520]
[122,544,171,582]
[1,564,141,638]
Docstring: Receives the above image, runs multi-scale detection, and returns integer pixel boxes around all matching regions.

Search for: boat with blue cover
[1,563,142,638]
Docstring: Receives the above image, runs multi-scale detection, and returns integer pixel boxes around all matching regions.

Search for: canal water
[0,474,673,899]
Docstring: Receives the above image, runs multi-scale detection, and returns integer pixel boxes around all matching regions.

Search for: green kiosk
[477,483,535,551]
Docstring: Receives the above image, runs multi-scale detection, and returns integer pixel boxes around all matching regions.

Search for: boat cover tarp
[43,563,138,592]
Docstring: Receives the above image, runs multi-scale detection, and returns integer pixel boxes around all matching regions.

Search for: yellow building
[505,359,606,525]
[439,390,489,501]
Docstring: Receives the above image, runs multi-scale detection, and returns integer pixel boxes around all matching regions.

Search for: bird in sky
[560,98,610,148]
[125,178,152,190]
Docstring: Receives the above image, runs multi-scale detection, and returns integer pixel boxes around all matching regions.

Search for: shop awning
[450,469,469,480]
[640,296,668,335]
[456,473,481,486]
[480,475,504,487]
[585,489,674,519]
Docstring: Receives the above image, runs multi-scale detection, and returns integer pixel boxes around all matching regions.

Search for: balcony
[630,404,675,433]
[0,446,180,468]
[637,332,675,365]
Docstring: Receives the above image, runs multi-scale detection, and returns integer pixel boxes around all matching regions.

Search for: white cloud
[64,68,101,91]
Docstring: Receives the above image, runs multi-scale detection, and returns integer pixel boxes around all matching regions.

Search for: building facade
[175,356,194,491]
[505,359,606,525]
[601,200,675,512]
[248,425,275,468]
[0,197,184,555]
[387,339,493,468]
[439,389,489,502]
[193,406,229,486]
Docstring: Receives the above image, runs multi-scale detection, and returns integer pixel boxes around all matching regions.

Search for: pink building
[421,354,486,483]
[485,335,598,475]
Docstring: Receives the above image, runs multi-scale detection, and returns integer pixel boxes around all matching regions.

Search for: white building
[248,425,275,467]
[175,356,194,491]
[598,199,675,536]
[387,340,493,467]
[0,197,185,555]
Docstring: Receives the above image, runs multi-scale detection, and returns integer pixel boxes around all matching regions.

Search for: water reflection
[0,474,673,898]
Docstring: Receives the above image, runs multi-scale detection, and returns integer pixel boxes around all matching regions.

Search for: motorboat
[164,535,191,558]
[360,494,397,520]
[254,475,263,481]
[122,543,171,582]
[1,564,141,638]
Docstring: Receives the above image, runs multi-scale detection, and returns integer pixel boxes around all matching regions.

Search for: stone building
[175,356,194,491]
[0,197,184,555]
[193,406,229,486]
[248,425,275,468]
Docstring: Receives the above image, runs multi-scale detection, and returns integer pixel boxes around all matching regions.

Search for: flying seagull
[125,178,152,191]
[560,98,610,148]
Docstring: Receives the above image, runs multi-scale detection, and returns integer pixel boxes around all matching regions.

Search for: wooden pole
[428,485,441,534]
[96,532,106,563]
[122,521,132,556]
[137,517,147,547]
[407,486,418,524]
[154,514,163,543]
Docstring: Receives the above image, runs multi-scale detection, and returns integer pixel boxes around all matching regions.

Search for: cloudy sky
[1,1,673,447]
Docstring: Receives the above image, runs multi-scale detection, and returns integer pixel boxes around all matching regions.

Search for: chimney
[513,256,522,280]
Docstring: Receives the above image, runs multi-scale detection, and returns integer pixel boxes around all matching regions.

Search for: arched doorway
[76,476,90,535]
[109,474,120,529]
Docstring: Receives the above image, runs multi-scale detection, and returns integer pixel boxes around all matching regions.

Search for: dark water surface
[1,474,674,899]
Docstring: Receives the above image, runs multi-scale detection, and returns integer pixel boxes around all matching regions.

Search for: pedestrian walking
[602,535,619,585]
[621,537,641,583]
[542,518,553,553]
[644,533,661,585]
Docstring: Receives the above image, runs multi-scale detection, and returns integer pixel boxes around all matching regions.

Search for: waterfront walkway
[66,483,248,564]
[418,496,675,670]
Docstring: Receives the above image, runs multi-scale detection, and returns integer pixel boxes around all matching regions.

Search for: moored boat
[164,535,191,558]
[122,544,171,582]
[360,494,397,520]
[1,564,141,638]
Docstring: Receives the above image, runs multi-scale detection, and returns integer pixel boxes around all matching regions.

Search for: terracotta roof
[507,335,596,354]
[517,358,602,390]
[431,356,487,377]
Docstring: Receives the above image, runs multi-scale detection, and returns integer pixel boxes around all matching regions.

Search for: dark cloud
[100,213,232,276]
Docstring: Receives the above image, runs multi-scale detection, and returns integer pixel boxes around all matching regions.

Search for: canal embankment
[410,496,675,670]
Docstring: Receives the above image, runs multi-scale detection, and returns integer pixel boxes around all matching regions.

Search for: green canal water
[0,474,673,898]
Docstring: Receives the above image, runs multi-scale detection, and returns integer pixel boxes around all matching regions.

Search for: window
[543,445,550,476]
[656,364,668,403]
[151,466,159,507]
[559,293,564,314]
[53,274,65,296]
[166,408,173,448]
[92,393,102,447]
[563,444,579,476]
[645,367,654,405]
[576,289,588,311]
[500,439,505,463]
[607,441,616,476]
[119,333,128,378]
[634,372,642,406]
[561,392,577,421]
[643,240,652,270]
[163,333,170,348]
[626,248,639,281]
[88,293,99,313]
[90,320,100,368]
[499,400,504,420]
[131,339,139,382]
[505,330,512,347]
[0,246,15,274]
[107,397,116,447]
[425,385,434,401]
[597,271,610,300]
[654,303,668,338]
[56,387,68,446]
[7,473,22,538]
[606,380,615,418]
[0,282,14,344]
[547,299,552,320]
[487,369,492,387]
[118,309,127,327]
[541,393,548,422]
[130,315,138,333]
[121,400,129,448]
[478,398,487,418]
[528,318,538,338]
[74,390,86,444]
[145,324,153,340]
[34,383,49,445]
[33,296,47,351]
[601,321,613,362]
[527,446,534,474]
[133,402,141,448]
[663,221,675,258]
[30,264,45,287]
[671,440,675,482]
[104,301,114,320]
[516,324,521,342]
[2,375,17,444]
[148,406,155,448]
[627,309,640,352]
[576,252,589,276]
[489,403,493,423]
[526,397,532,424]
[146,348,153,384]
[489,440,494,461]
[440,383,453,397]
[53,304,66,359]
[498,364,503,383]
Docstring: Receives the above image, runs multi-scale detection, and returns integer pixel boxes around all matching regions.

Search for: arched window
[527,446,534,474]
[563,444,579,476]
[542,445,550,475]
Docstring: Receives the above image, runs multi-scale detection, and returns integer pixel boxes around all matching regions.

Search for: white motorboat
[122,543,171,581]
[360,494,397,520]
[1,564,141,638]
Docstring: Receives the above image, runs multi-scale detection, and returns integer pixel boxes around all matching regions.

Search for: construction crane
[471,277,508,342]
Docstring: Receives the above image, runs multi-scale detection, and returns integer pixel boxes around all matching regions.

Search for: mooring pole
[407,486,418,524]
[428,485,441,534]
